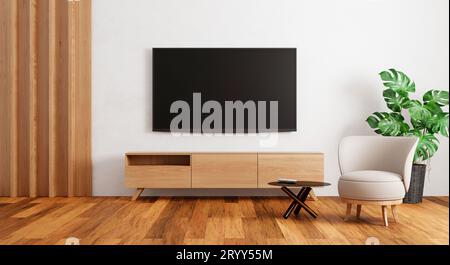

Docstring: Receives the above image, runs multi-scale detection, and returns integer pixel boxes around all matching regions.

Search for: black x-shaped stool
[268,181,331,219]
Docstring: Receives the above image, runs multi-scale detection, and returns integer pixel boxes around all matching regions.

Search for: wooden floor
[0,196,448,245]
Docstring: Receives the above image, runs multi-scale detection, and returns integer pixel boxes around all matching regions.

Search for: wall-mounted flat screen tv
[153,48,297,133]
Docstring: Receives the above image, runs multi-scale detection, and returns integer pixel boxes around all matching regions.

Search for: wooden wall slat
[77,0,92,196]
[51,0,70,197]
[0,0,14,197]
[28,0,38,197]
[67,0,77,197]
[70,0,92,196]
[9,0,18,197]
[16,0,32,197]
[48,0,58,197]
[37,0,51,196]
[0,0,10,196]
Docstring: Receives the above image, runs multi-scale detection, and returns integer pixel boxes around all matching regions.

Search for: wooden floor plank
[0,196,447,245]
[80,201,144,244]
[205,217,225,244]
[9,202,95,239]
[185,199,210,239]
[242,217,267,244]
[0,203,65,241]
[424,197,448,208]
[253,198,285,240]
[145,198,182,239]
[238,197,257,218]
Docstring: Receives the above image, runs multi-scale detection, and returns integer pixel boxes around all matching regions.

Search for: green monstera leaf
[421,90,449,137]
[380,69,416,97]
[367,112,410,136]
[383,88,410,112]
[424,100,444,115]
[409,131,440,162]
[428,112,449,137]
[423,90,449,106]
[407,100,432,130]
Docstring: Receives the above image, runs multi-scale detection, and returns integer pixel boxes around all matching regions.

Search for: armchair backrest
[338,136,418,191]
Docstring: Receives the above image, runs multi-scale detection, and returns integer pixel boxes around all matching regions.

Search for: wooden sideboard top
[125,152,324,156]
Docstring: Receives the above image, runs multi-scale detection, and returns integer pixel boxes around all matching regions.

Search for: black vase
[403,164,426,204]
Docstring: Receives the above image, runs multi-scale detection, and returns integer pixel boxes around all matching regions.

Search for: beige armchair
[338,136,418,226]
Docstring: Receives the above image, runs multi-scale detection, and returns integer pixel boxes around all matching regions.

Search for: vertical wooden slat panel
[16,0,34,197]
[28,0,38,197]
[1,0,91,198]
[0,0,10,196]
[48,0,57,197]
[67,0,92,197]
[9,0,18,197]
[74,0,92,196]
[50,0,70,197]
[67,0,77,197]
[36,0,51,196]
[0,0,15,197]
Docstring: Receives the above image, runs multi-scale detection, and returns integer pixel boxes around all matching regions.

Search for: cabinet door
[258,153,324,188]
[192,154,257,188]
[125,165,191,188]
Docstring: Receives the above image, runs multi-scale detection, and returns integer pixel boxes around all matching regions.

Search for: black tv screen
[153,48,297,133]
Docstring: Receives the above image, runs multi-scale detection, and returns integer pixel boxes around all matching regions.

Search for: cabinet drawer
[258,153,324,188]
[192,154,257,188]
[125,165,191,188]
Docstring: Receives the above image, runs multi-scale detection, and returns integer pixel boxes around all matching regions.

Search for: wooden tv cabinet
[125,152,324,200]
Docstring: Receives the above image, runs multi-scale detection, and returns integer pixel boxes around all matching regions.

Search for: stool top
[268,181,331,187]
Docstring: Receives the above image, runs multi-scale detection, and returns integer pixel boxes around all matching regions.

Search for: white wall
[92,0,449,196]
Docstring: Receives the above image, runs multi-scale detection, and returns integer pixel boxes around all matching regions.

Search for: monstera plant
[366,69,449,203]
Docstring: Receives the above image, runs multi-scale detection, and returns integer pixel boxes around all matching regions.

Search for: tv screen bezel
[152,48,297,133]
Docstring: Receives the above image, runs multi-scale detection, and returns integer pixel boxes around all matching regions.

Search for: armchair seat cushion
[338,170,406,201]
[340,170,403,182]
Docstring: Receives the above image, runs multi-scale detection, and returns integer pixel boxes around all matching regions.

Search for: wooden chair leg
[132,188,144,201]
[344,203,352,221]
[382,205,389,226]
[391,205,399,223]
[356,205,362,219]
